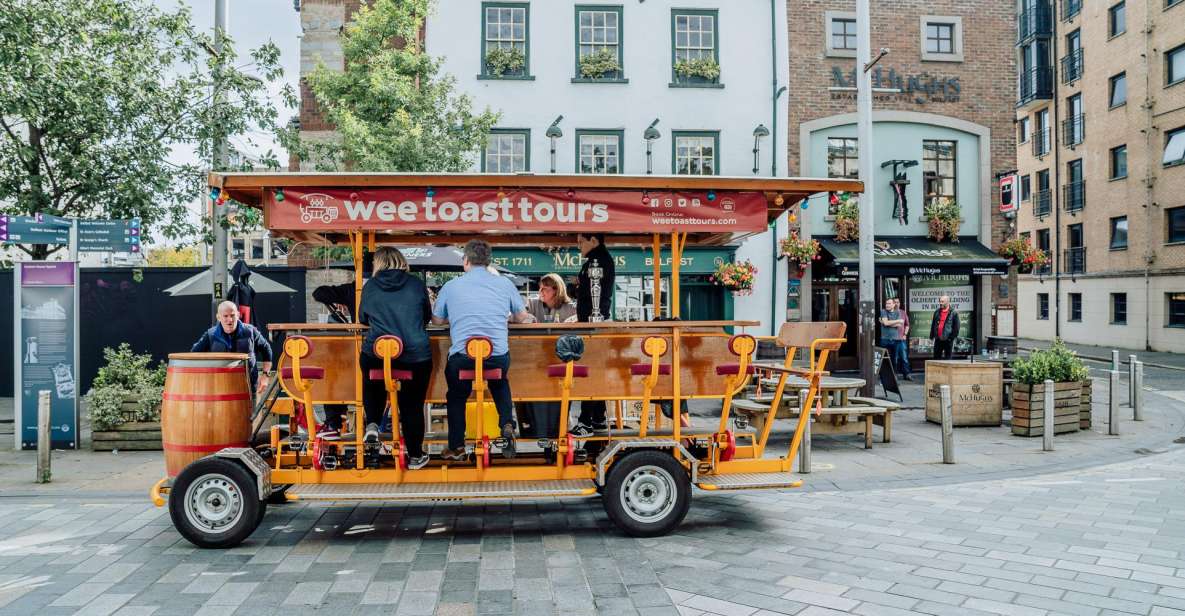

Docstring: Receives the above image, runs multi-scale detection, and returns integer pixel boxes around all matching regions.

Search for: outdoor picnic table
[751,362,866,407]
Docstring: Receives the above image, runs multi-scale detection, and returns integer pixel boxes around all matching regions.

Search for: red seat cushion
[367,368,413,381]
[715,364,757,376]
[630,363,672,376]
[281,366,325,380]
[458,368,503,381]
[546,364,590,378]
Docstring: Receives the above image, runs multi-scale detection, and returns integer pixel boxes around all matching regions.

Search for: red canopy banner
[263,188,768,233]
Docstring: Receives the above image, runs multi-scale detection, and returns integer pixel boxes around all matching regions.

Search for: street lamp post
[643,119,661,175]
[211,0,229,318]
[545,115,563,174]
[752,124,770,175]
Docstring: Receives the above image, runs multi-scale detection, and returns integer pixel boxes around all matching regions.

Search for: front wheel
[169,457,262,549]
[602,450,690,537]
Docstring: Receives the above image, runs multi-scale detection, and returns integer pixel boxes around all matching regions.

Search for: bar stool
[281,335,325,452]
[366,335,414,469]
[631,336,670,438]
[547,334,589,466]
[459,336,504,468]
[714,334,757,463]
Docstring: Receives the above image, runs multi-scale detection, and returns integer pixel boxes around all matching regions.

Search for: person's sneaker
[316,428,341,441]
[501,423,517,459]
[364,423,380,443]
[407,453,430,470]
[440,447,468,462]
[571,421,610,437]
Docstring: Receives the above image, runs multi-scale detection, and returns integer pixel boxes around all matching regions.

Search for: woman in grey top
[526,273,577,323]
[521,274,575,460]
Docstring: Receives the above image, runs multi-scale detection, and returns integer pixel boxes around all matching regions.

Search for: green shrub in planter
[579,48,621,79]
[85,344,166,430]
[1013,340,1088,385]
[485,46,525,76]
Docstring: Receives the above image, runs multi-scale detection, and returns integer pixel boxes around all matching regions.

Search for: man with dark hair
[432,240,534,460]
[571,232,615,437]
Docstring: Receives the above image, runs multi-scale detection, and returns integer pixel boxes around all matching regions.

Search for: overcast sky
[154,0,302,244]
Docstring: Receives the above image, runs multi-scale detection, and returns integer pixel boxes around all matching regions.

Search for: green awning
[819,236,1009,276]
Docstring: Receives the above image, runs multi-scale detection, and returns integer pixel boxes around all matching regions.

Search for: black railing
[1019,66,1055,106]
[1018,2,1054,43]
[1032,128,1052,157]
[1035,262,1052,275]
[1062,114,1085,147]
[1062,0,1082,21]
[1035,189,1052,217]
[1063,180,1085,213]
[1064,247,1086,274]
[1061,48,1083,83]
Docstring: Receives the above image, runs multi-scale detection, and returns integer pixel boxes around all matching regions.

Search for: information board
[14,262,80,450]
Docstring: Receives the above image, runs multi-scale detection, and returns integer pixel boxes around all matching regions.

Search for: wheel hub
[620,466,676,523]
[185,474,243,534]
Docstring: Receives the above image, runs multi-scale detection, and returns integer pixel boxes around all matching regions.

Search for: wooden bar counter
[269,321,760,404]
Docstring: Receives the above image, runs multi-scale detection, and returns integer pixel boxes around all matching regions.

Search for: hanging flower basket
[711,260,757,295]
[831,193,860,242]
[924,197,961,243]
[779,231,821,275]
[999,237,1048,274]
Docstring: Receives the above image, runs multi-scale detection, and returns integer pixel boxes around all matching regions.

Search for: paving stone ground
[2,445,1185,615]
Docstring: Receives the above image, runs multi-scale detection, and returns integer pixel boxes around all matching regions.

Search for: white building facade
[298,0,793,333]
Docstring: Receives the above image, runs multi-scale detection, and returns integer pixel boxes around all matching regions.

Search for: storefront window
[907,274,973,355]
[922,140,957,208]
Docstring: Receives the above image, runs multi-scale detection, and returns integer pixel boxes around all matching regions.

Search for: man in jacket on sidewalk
[191,300,273,393]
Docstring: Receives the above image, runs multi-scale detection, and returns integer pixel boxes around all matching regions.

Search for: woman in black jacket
[355,247,434,469]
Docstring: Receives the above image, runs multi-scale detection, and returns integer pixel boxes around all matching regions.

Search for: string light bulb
[774,193,784,206]
[426,187,435,198]
[707,190,716,202]
[274,188,285,202]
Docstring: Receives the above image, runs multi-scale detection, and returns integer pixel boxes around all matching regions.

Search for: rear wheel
[602,450,690,537]
[169,457,262,549]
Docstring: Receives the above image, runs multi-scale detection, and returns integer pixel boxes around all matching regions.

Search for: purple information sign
[21,262,76,286]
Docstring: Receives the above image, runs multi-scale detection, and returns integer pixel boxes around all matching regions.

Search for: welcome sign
[263,189,768,233]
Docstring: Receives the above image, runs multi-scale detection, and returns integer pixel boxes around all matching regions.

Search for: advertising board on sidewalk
[14,262,80,450]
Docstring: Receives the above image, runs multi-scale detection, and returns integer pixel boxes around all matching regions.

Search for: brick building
[789,0,1017,369]
[1013,0,1185,352]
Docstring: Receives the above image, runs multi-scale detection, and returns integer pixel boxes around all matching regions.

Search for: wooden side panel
[276,332,741,403]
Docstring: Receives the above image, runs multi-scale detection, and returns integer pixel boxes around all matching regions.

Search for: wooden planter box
[93,421,162,451]
[1081,378,1093,429]
[925,360,1004,426]
[1010,381,1083,437]
[92,398,162,451]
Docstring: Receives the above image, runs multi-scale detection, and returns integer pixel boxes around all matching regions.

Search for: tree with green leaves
[285,0,499,172]
[0,0,294,259]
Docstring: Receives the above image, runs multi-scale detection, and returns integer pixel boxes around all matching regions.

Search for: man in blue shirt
[432,240,534,460]
[191,301,273,394]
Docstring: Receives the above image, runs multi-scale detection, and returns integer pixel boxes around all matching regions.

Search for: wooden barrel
[161,352,252,477]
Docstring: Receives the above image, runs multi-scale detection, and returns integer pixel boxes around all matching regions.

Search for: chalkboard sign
[873,346,903,401]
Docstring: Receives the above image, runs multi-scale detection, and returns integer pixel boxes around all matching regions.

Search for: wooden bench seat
[732,398,893,449]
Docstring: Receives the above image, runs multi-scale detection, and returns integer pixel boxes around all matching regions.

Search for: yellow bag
[465,401,501,440]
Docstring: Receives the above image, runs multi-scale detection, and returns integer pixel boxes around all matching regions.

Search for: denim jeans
[444,353,513,450]
[891,339,911,376]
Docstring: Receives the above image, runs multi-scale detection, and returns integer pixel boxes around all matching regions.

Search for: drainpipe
[769,0,786,335]
[1142,0,1156,351]
[1051,6,1062,339]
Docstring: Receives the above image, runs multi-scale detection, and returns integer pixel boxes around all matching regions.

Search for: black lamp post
[752,124,770,175]
[643,118,661,175]
[545,115,563,174]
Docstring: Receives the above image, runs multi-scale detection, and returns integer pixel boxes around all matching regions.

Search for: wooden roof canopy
[210,172,864,247]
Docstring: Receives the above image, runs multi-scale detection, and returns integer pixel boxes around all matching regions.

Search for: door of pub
[811,282,858,370]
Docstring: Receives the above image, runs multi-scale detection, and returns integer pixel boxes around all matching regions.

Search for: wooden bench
[731,398,891,449]
[848,396,900,444]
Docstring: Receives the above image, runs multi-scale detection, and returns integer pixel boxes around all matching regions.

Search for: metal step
[287,480,598,501]
[696,472,803,491]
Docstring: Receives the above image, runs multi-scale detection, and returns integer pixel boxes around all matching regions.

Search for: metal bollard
[1134,361,1144,421]
[1108,370,1120,436]
[36,390,51,484]
[940,385,955,464]
[1128,354,1137,407]
[798,388,811,473]
[1112,350,1120,372]
[1043,379,1055,451]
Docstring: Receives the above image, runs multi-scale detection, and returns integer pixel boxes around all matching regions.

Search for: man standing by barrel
[191,300,273,394]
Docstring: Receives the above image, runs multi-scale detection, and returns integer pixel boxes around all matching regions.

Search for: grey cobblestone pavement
[1,446,1185,615]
